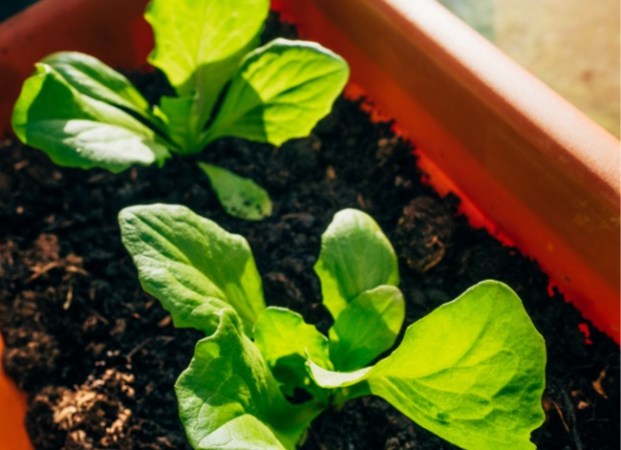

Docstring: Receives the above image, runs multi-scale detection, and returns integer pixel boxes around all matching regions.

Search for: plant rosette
[11,0,349,221]
[119,204,546,450]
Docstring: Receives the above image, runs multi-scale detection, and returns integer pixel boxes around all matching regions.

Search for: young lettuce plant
[11,0,348,221]
[119,204,546,450]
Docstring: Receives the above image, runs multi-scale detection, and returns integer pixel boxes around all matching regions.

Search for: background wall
[440,0,620,137]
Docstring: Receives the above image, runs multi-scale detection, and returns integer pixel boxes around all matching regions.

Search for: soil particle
[394,196,454,273]
[27,369,134,449]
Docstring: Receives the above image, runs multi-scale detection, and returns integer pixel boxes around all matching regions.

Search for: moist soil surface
[0,17,619,450]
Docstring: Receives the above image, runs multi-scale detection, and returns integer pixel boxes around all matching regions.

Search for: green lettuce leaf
[314,209,399,320]
[118,204,265,335]
[254,307,331,398]
[329,285,405,371]
[203,39,349,146]
[145,0,269,123]
[177,310,321,450]
[309,281,546,450]
[194,414,286,450]
[198,163,272,221]
[155,95,202,154]
[12,64,169,173]
[41,52,152,121]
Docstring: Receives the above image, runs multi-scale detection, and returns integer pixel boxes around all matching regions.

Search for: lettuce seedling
[11,0,349,221]
[119,204,546,450]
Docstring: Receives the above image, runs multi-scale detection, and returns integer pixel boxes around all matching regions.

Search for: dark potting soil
[0,17,619,450]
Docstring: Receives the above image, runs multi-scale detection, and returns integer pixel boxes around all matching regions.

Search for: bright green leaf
[156,95,203,154]
[12,64,169,173]
[41,51,152,120]
[254,307,331,398]
[146,0,269,122]
[176,310,321,450]
[204,39,349,146]
[195,414,286,450]
[307,360,372,390]
[309,281,546,450]
[314,209,399,320]
[198,163,272,221]
[118,204,265,335]
[329,285,405,371]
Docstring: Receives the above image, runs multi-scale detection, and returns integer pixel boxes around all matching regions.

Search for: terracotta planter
[1,0,618,447]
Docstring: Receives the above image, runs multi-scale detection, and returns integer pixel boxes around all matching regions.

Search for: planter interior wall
[0,370,29,450]
[0,0,619,448]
